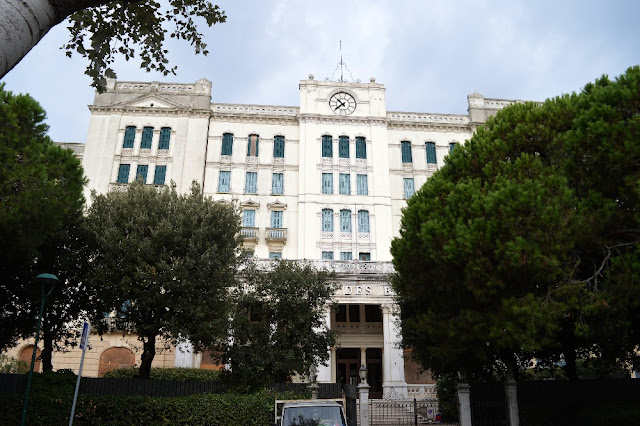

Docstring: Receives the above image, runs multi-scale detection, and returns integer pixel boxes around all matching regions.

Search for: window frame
[322,209,334,232]
[245,171,258,194]
[153,165,167,185]
[122,126,136,149]
[425,141,437,164]
[355,136,366,159]
[140,127,153,149]
[322,173,333,194]
[322,135,333,158]
[273,135,285,158]
[338,135,349,158]
[401,140,413,163]
[218,170,231,193]
[221,133,234,156]
[158,127,171,150]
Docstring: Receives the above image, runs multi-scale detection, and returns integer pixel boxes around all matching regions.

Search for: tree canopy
[0,0,226,90]
[391,66,640,380]
[84,181,243,378]
[224,260,337,389]
[0,83,87,356]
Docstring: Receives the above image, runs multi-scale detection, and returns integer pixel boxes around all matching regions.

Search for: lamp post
[20,273,60,426]
[358,364,370,426]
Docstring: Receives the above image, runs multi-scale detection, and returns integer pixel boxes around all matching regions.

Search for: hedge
[2,371,304,426]
[102,367,222,382]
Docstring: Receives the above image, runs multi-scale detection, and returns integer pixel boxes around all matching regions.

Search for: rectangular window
[339,174,351,195]
[242,210,255,227]
[117,164,130,183]
[349,305,360,322]
[140,127,153,149]
[272,173,284,195]
[356,174,368,195]
[245,172,258,193]
[340,252,353,261]
[218,171,231,192]
[123,126,136,148]
[269,252,282,259]
[359,252,371,261]
[356,137,366,159]
[153,165,167,185]
[247,134,259,157]
[426,142,437,164]
[273,135,285,158]
[340,209,351,232]
[322,173,333,194]
[365,305,382,322]
[135,164,148,183]
[221,133,233,155]
[358,210,370,233]
[338,136,349,158]
[401,141,412,163]
[322,135,333,157]
[322,209,333,232]
[322,251,334,260]
[158,127,171,150]
[403,178,415,199]
[335,305,347,322]
[271,210,283,228]
[449,142,457,153]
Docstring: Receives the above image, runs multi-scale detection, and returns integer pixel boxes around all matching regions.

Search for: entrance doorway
[336,347,383,399]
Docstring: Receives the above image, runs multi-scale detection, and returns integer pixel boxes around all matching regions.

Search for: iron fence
[369,398,439,425]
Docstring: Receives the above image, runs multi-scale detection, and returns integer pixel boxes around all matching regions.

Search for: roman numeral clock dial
[329,92,356,115]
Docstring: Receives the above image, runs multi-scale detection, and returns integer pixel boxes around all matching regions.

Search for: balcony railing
[266,227,287,242]
[241,227,258,242]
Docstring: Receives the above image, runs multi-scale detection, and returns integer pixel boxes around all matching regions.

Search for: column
[457,383,472,426]
[381,304,407,399]
[330,347,337,382]
[316,309,332,382]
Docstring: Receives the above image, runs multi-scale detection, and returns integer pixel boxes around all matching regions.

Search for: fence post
[414,398,418,425]
[505,378,520,426]
[358,382,370,426]
[456,383,472,426]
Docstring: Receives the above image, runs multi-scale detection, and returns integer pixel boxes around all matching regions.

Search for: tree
[224,260,337,389]
[391,66,640,380]
[0,0,226,90]
[0,83,87,355]
[84,181,242,378]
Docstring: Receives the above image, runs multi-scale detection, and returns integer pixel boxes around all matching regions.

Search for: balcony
[241,227,259,242]
[266,227,287,243]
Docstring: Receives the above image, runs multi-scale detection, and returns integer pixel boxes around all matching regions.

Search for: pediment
[112,94,187,109]
[267,200,287,210]
[241,199,260,208]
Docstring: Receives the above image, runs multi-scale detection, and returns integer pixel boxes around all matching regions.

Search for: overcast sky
[2,0,639,142]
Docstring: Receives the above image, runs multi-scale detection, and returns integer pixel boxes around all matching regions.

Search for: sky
[2,0,639,142]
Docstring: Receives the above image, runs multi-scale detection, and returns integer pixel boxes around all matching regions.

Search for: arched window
[159,127,171,149]
[425,142,437,164]
[401,141,412,163]
[322,135,333,157]
[358,210,370,233]
[99,347,135,377]
[273,135,285,158]
[221,133,233,155]
[338,136,349,158]
[19,345,41,373]
[247,134,259,157]
[122,126,136,148]
[322,209,334,232]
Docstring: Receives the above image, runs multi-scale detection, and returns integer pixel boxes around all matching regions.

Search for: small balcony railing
[241,227,259,242]
[266,227,287,242]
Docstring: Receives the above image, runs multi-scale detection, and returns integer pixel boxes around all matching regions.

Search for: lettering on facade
[342,285,393,296]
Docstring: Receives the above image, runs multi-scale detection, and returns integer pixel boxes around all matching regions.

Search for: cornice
[298,114,387,126]
[206,161,299,171]
[209,114,298,125]
[88,105,211,118]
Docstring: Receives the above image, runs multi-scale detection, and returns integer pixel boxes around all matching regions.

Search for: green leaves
[62,0,226,92]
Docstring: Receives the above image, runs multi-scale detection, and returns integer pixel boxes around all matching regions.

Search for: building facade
[45,76,517,398]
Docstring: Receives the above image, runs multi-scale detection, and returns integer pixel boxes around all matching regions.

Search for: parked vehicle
[274,399,348,426]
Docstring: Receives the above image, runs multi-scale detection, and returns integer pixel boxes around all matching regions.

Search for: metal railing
[369,398,439,425]
[240,227,258,241]
[266,227,287,241]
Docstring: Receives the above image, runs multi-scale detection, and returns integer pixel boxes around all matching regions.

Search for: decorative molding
[241,199,260,208]
[267,200,287,210]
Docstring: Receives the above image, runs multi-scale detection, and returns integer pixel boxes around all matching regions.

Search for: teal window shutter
[359,252,371,261]
[356,174,368,195]
[273,136,285,158]
[272,173,284,194]
[403,178,415,199]
[426,142,437,164]
[401,141,412,163]
[117,164,130,183]
[245,172,258,193]
[339,174,350,195]
[153,165,167,185]
[159,127,171,150]
[322,209,333,232]
[322,251,334,260]
[339,136,349,158]
[356,137,366,159]
[340,252,353,260]
[243,210,256,227]
[136,164,148,183]
[140,127,153,149]
[322,173,333,194]
[340,209,351,232]
[221,133,233,155]
[358,210,370,233]
[449,142,457,153]
[322,135,333,157]
[123,126,136,148]
[218,171,231,192]
[271,210,283,228]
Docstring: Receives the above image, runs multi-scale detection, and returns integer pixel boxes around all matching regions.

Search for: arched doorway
[18,345,41,373]
[99,347,135,377]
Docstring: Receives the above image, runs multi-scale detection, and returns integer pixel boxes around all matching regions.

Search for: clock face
[329,92,357,115]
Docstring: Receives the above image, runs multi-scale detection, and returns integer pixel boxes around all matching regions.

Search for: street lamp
[20,273,60,426]
[359,364,368,385]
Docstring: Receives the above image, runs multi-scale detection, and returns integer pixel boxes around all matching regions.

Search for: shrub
[0,355,28,373]
[103,367,222,382]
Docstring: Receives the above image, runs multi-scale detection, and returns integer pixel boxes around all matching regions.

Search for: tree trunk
[0,0,57,78]
[139,335,156,379]
[41,315,54,373]
[564,345,578,380]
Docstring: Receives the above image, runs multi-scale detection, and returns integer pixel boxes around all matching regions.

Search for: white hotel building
[75,75,515,398]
